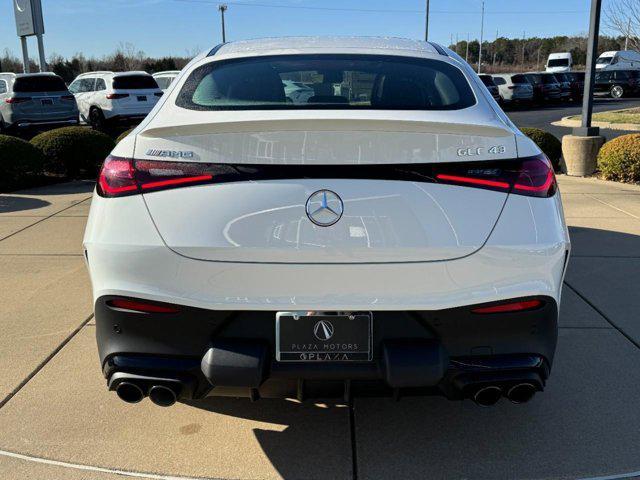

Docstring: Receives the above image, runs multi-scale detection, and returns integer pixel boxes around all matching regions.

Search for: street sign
[13,0,45,37]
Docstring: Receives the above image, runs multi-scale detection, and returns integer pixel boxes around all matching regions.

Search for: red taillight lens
[5,96,31,104]
[97,157,138,197]
[435,154,556,198]
[97,156,214,197]
[472,299,542,314]
[108,298,179,313]
[106,93,129,100]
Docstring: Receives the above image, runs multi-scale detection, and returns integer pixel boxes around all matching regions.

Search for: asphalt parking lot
[507,97,640,140]
[1,176,640,480]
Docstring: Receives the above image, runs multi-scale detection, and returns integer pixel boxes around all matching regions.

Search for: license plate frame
[40,98,53,106]
[275,311,372,362]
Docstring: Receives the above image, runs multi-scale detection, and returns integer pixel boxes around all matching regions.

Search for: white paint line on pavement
[585,193,640,219]
[578,471,640,480]
[0,449,226,480]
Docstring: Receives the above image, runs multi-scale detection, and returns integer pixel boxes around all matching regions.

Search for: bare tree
[605,0,640,51]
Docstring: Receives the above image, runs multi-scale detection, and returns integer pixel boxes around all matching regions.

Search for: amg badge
[145,149,195,159]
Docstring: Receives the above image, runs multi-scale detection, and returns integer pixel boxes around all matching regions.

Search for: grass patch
[569,107,640,125]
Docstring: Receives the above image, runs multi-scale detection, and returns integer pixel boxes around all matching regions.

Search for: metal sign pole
[20,36,30,73]
[575,0,602,137]
[36,33,46,71]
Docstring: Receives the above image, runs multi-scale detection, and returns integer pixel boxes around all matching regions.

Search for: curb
[552,116,640,132]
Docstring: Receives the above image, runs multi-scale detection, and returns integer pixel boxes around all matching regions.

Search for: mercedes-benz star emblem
[313,320,335,341]
[305,190,343,227]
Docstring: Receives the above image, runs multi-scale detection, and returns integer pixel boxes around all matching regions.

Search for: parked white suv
[152,71,181,91]
[492,74,534,104]
[69,71,162,129]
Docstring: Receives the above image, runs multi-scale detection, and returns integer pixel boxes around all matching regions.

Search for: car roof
[153,71,180,76]
[0,72,59,78]
[211,36,444,60]
[76,71,151,78]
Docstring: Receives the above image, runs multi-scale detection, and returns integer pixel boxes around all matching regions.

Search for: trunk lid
[135,111,517,264]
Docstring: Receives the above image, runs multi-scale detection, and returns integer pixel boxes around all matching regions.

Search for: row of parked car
[2,66,640,133]
[0,70,180,133]
[480,69,640,107]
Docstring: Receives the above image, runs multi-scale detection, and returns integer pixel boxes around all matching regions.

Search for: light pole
[477,0,485,73]
[576,0,602,137]
[425,0,430,41]
[218,4,227,43]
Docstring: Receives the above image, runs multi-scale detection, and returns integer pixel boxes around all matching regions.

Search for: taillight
[472,299,542,314]
[107,298,179,314]
[154,92,163,97]
[97,153,557,198]
[435,154,556,198]
[97,156,214,197]
[106,93,129,100]
[5,96,31,104]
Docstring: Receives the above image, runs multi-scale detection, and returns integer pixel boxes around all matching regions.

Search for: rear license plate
[276,312,372,362]
[137,95,147,102]
[41,98,53,105]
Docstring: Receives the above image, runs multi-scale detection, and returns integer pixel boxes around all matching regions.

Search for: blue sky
[1,0,610,60]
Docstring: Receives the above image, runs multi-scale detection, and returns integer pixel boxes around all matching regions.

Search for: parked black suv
[594,70,640,98]
[524,73,562,104]
[478,74,501,103]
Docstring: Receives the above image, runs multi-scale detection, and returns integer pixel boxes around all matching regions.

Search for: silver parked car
[491,74,534,104]
[0,72,79,133]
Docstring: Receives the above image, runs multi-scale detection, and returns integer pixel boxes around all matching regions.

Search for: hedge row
[597,133,640,183]
[0,127,115,191]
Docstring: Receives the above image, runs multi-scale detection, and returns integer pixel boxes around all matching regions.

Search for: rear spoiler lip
[138,118,514,139]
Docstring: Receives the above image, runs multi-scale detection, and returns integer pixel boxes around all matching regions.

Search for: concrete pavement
[1,176,640,479]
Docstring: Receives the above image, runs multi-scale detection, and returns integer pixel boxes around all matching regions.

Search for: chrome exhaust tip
[472,385,502,407]
[115,382,145,404]
[506,383,537,404]
[148,385,178,407]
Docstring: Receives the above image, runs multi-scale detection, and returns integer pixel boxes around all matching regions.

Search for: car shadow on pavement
[12,180,96,196]
[0,195,50,214]
[184,396,353,479]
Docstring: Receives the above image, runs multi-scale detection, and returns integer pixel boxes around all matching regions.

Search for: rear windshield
[112,75,158,90]
[596,56,613,65]
[547,59,569,67]
[177,54,476,111]
[511,74,528,84]
[478,75,495,87]
[13,75,67,92]
[541,74,558,84]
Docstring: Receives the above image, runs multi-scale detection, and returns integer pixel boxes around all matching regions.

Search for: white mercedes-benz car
[84,37,569,409]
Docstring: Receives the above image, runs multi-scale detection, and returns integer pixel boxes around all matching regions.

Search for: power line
[168,0,585,15]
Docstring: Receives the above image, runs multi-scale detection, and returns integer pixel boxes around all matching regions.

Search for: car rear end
[566,72,585,100]
[85,40,569,408]
[506,74,533,103]
[540,73,563,101]
[3,74,78,130]
[104,73,162,124]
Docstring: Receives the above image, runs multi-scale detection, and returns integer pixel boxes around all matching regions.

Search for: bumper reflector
[472,299,542,314]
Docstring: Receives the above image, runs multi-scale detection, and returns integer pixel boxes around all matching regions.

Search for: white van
[546,52,572,73]
[596,50,640,70]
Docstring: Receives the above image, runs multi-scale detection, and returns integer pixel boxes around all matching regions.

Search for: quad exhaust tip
[149,385,178,407]
[506,383,537,404]
[115,382,145,404]
[472,385,502,407]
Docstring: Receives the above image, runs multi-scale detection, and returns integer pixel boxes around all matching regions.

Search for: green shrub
[116,128,134,143]
[520,127,562,172]
[597,133,640,184]
[31,127,114,177]
[0,135,46,192]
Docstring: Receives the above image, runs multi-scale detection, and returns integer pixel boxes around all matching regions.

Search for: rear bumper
[97,295,557,400]
[11,117,78,129]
